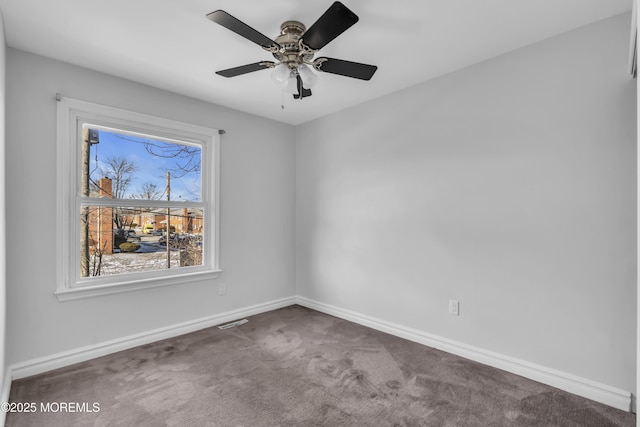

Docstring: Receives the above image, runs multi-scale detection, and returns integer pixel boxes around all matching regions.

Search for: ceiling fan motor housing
[272,21,314,69]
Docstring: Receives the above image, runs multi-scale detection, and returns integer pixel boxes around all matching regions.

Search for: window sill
[55,269,222,301]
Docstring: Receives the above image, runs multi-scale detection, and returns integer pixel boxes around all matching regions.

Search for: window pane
[84,127,202,202]
[80,205,204,278]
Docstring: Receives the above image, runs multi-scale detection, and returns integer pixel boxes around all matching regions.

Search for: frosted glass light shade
[271,63,290,87]
[298,64,318,89]
[283,72,298,94]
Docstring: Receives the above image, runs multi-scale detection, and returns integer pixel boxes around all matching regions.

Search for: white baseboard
[10,296,296,380]
[295,296,633,412]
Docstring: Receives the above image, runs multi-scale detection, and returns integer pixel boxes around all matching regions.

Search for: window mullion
[78,197,205,210]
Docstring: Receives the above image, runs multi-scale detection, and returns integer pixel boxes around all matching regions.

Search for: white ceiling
[0,0,633,125]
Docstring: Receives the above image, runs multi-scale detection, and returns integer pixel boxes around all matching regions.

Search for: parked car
[158,234,177,245]
[121,229,141,241]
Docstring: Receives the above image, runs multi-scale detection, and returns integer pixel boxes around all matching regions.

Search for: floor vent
[217,319,248,330]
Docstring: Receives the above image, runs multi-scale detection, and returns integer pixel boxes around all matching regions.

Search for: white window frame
[56,96,221,301]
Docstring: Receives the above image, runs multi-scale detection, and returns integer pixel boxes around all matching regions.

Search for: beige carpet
[6,305,636,426]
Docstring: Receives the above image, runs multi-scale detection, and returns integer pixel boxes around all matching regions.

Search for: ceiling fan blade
[301,2,359,51]
[216,62,275,78]
[206,10,280,50]
[315,57,377,80]
[293,75,312,99]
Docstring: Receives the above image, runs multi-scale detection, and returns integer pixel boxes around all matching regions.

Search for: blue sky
[89,130,202,202]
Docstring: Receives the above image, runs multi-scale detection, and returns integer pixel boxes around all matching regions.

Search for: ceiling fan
[206,2,378,100]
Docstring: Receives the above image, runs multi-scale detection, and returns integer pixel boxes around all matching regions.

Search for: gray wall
[296,13,636,393]
[5,49,296,365]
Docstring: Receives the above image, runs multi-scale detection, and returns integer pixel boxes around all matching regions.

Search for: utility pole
[166,171,171,269]
[80,128,99,277]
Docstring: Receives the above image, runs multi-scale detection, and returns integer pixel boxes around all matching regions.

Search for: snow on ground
[91,242,188,276]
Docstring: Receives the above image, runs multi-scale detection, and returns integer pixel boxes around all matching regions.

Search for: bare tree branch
[137,182,163,200]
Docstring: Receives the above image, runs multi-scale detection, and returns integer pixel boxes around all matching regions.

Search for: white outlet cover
[449,300,459,316]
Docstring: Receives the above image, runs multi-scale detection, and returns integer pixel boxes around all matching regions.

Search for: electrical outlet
[449,300,459,316]
[219,283,227,296]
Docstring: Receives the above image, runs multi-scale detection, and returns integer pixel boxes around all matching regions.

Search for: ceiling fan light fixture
[283,70,299,94]
[271,63,290,87]
[297,63,318,89]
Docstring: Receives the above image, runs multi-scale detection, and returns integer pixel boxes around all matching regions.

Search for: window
[56,96,220,300]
